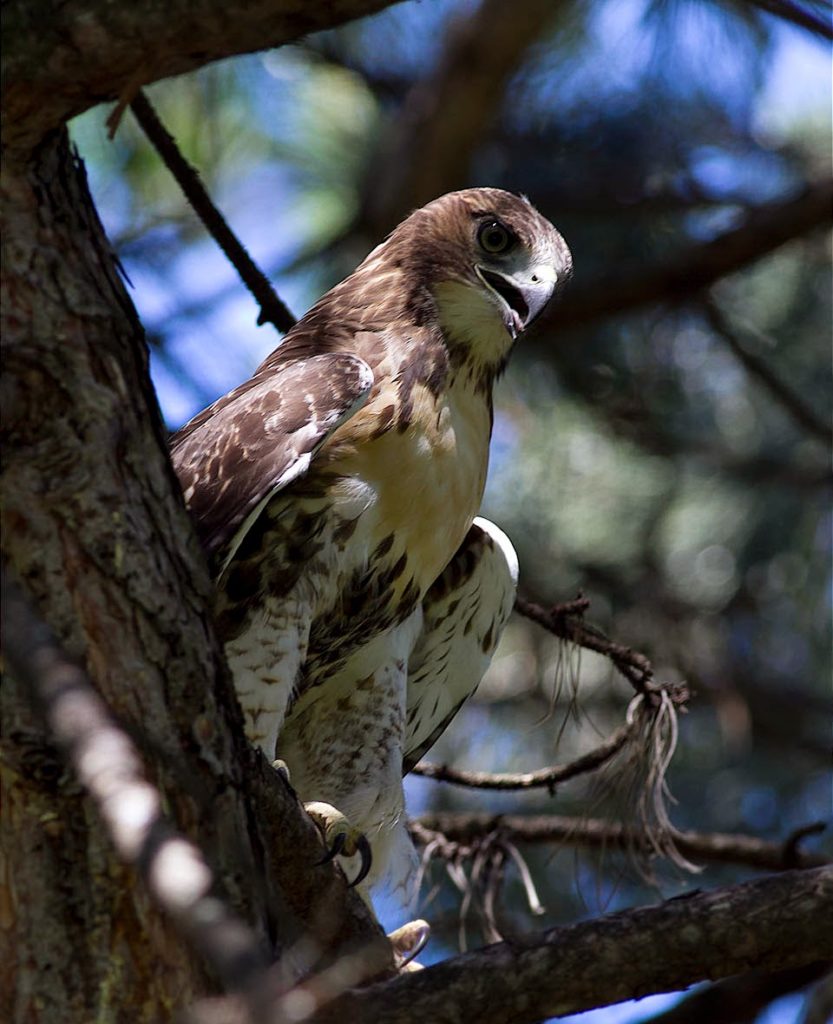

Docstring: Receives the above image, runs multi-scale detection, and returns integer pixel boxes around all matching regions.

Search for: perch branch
[303,866,833,1024]
[188,868,833,1023]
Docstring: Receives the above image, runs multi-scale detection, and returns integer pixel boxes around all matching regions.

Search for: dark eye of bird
[477,221,514,254]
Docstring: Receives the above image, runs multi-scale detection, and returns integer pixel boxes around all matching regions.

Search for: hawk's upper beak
[476,264,557,338]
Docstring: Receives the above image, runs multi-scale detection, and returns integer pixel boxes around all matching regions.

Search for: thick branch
[411,813,830,873]
[307,867,833,1024]
[2,569,395,999]
[551,180,833,329]
[412,723,631,791]
[3,0,404,152]
[1,130,391,1014]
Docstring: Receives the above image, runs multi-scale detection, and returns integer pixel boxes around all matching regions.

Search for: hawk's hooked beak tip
[477,265,556,337]
[517,270,557,333]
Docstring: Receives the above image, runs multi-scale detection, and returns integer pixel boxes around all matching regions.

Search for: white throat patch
[433,279,514,369]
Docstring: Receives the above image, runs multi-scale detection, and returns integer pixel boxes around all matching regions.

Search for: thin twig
[412,722,632,792]
[703,297,832,447]
[411,814,830,873]
[514,593,664,696]
[1,569,270,998]
[129,90,296,334]
[783,821,829,867]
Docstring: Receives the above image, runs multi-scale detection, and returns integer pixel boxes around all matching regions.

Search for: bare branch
[128,91,296,335]
[703,297,832,447]
[552,180,833,330]
[412,722,631,791]
[1,569,269,996]
[745,0,833,40]
[411,813,830,873]
[302,867,833,1024]
[366,0,573,232]
[423,595,693,866]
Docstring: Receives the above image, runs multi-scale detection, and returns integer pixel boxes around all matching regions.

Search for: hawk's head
[273,189,571,380]
[385,188,572,369]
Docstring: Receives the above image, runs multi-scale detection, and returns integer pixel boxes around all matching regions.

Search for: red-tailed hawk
[171,188,571,917]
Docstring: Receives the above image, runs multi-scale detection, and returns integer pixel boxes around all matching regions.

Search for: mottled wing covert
[170,353,374,559]
[402,517,519,774]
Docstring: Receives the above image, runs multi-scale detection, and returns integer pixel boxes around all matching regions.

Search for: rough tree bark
[1,125,248,1018]
[308,866,833,1024]
[180,869,833,1023]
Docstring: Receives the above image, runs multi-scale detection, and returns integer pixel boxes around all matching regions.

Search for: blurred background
[71,1,831,1020]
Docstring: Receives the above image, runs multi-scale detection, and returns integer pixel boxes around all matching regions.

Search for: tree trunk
[1,126,271,1019]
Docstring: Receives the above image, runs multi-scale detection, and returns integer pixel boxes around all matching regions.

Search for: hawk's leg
[306,797,430,969]
[277,612,422,892]
[226,598,312,759]
[273,761,429,968]
[275,613,431,963]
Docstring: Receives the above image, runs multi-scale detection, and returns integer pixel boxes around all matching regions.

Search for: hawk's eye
[477,221,514,255]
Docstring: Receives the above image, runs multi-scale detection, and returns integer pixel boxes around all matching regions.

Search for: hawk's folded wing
[170,352,374,561]
[403,517,519,774]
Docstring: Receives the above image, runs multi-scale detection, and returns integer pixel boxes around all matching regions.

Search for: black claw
[348,835,373,888]
[410,924,430,962]
[316,832,347,865]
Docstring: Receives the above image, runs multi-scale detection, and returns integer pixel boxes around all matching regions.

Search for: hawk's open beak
[476,265,557,338]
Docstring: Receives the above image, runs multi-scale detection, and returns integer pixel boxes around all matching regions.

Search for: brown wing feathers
[171,353,373,557]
